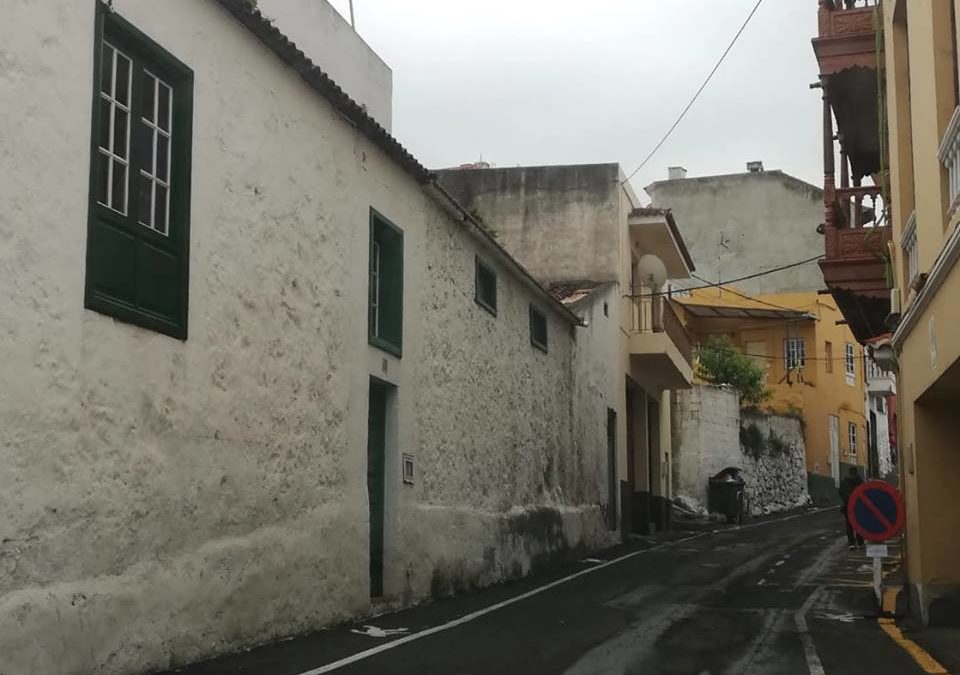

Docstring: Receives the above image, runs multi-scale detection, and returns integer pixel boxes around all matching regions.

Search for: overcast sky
[324,0,822,201]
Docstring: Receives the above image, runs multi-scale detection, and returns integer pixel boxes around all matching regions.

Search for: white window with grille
[96,42,133,215]
[136,71,174,235]
[784,338,805,371]
[938,106,960,216]
[848,422,858,455]
[845,343,856,385]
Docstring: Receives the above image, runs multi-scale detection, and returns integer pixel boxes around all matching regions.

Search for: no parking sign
[847,480,905,543]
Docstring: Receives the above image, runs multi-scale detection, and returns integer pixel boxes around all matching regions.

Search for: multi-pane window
[86,6,193,339]
[784,338,805,370]
[848,422,858,455]
[845,343,856,384]
[475,257,497,316]
[529,305,548,353]
[96,43,132,214]
[369,210,403,356]
[137,71,173,235]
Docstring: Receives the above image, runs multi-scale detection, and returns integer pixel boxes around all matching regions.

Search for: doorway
[367,379,390,597]
[829,415,840,485]
[607,408,617,530]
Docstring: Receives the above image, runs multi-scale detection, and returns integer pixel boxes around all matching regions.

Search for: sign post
[847,481,906,606]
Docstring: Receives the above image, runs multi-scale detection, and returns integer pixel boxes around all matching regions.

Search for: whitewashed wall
[0,2,612,674]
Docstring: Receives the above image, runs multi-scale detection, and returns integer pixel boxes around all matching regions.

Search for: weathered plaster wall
[646,171,825,295]
[0,2,611,674]
[257,0,393,131]
[568,285,623,526]
[671,385,809,516]
[437,165,623,286]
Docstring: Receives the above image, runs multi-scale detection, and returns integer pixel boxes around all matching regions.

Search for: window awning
[677,303,814,322]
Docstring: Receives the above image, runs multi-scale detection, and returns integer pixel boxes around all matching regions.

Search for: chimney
[668,166,688,181]
[747,161,764,173]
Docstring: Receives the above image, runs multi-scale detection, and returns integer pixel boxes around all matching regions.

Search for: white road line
[297,508,830,675]
[795,585,827,675]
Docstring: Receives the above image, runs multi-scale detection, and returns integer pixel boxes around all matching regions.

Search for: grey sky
[325,0,822,200]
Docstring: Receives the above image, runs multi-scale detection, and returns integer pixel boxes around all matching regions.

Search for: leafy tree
[696,336,771,405]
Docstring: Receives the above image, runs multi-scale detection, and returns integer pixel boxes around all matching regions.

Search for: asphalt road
[158,509,926,675]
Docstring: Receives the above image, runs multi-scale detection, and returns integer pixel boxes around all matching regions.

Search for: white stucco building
[0,2,616,673]
[438,164,697,536]
[865,354,898,478]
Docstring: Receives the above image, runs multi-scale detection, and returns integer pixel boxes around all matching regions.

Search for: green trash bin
[708,468,746,525]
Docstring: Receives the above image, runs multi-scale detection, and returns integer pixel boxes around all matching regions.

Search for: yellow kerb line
[878,587,951,674]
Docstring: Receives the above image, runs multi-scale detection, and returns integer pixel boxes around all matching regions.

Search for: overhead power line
[690,274,806,314]
[628,254,825,299]
[622,0,767,185]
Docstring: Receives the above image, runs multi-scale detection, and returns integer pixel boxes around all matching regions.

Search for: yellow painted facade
[675,288,868,483]
[883,0,960,623]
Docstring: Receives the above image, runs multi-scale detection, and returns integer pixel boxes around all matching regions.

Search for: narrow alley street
[157,510,928,675]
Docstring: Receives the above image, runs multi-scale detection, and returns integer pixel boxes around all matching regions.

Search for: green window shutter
[530,304,548,353]
[85,4,193,340]
[475,256,497,316]
[368,210,403,356]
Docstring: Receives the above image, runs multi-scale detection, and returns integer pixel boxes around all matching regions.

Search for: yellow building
[881,0,960,625]
[674,287,868,502]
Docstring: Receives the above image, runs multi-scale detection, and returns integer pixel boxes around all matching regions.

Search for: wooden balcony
[820,184,892,342]
[813,1,880,76]
[814,0,888,341]
[813,0,881,179]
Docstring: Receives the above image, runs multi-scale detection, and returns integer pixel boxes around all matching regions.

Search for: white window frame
[97,42,133,215]
[902,211,919,286]
[937,106,960,217]
[848,422,858,455]
[784,338,805,371]
[844,343,856,385]
[137,70,173,236]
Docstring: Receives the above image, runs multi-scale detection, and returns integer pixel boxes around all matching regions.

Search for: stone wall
[739,411,809,515]
[672,385,810,517]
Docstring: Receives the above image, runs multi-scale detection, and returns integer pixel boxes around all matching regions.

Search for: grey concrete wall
[437,165,622,287]
[646,171,825,295]
[671,385,810,516]
[0,3,612,674]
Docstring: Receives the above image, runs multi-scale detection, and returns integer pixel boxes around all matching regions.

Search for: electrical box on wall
[402,453,415,484]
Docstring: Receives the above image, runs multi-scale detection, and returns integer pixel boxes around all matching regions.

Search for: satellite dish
[636,254,667,289]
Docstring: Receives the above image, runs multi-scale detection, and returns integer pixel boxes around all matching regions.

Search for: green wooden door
[367,381,387,597]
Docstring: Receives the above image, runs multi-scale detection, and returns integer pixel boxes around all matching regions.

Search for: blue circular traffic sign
[847,480,905,542]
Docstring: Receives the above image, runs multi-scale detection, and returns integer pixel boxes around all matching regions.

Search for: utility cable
[626,254,824,299]
[690,274,809,314]
[622,0,766,185]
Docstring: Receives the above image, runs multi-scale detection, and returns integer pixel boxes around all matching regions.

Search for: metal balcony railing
[939,106,960,216]
[631,295,693,367]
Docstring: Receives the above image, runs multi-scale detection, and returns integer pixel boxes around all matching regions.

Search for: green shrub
[696,336,771,405]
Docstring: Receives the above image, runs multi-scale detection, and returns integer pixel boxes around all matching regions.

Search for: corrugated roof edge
[211,0,582,326]
[213,0,430,182]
